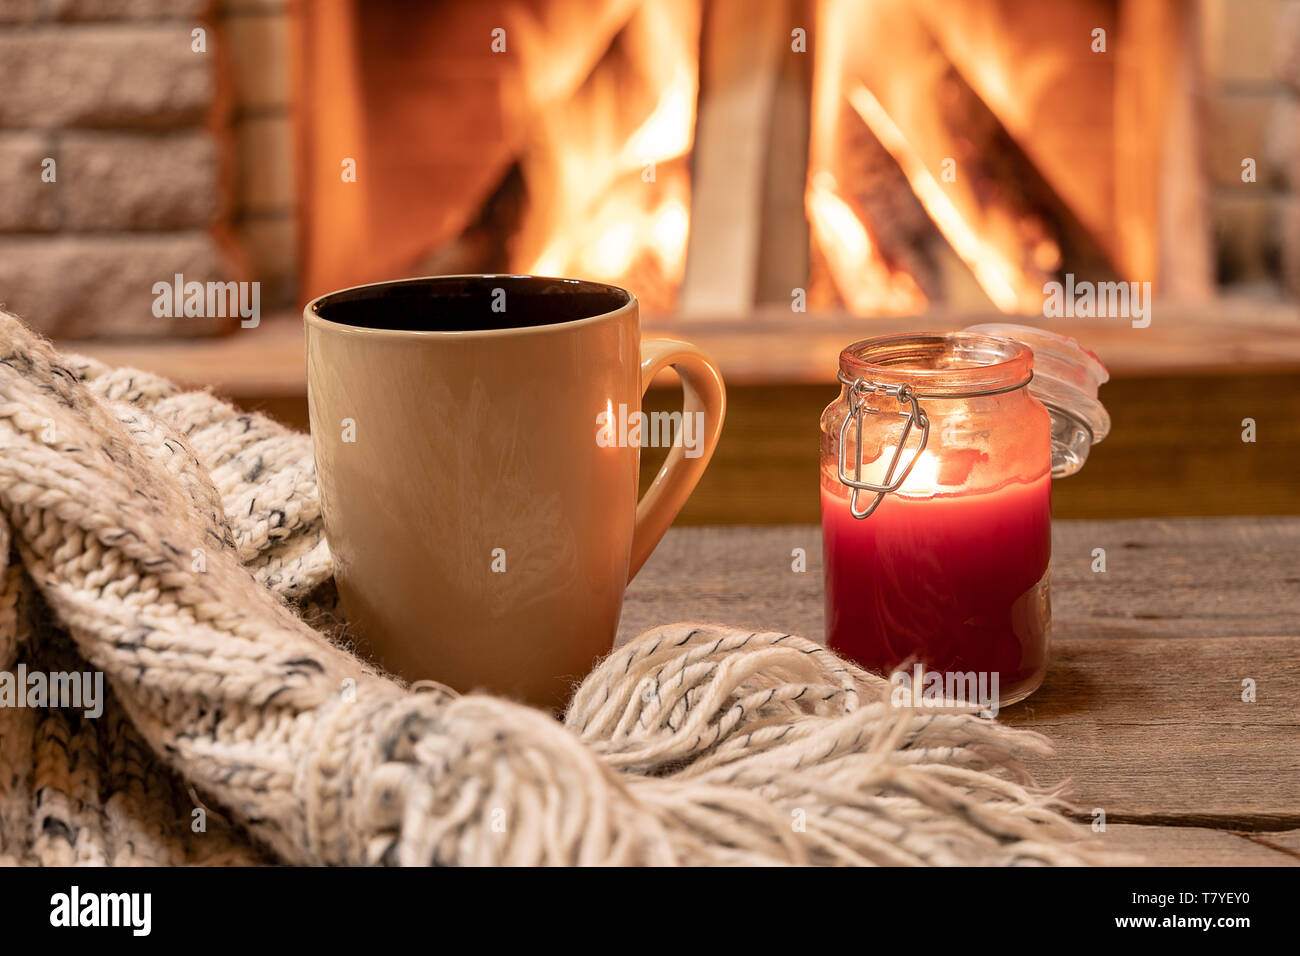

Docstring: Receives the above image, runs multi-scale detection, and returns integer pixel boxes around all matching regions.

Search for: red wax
[821,473,1052,703]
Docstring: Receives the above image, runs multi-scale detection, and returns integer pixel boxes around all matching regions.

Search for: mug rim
[303,274,638,340]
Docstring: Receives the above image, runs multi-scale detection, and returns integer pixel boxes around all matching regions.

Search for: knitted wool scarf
[0,310,1107,866]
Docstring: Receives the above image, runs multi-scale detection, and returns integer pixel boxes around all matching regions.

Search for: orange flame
[510,1,699,312]
[807,0,1064,315]
[807,173,925,314]
[847,85,1025,313]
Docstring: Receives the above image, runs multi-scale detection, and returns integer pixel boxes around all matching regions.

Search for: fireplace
[1,0,1295,345]
[293,0,700,314]
[286,0,1299,321]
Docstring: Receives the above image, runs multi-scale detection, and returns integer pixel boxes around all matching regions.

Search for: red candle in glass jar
[821,474,1051,703]
[820,333,1054,706]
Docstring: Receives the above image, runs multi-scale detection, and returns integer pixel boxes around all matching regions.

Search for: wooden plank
[1246,828,1300,860]
[1102,825,1298,866]
[679,0,789,316]
[61,344,1300,525]
[1049,518,1300,639]
[618,520,1300,645]
[48,369,1300,526]
[1003,634,1300,823]
[636,376,1300,525]
[60,299,1300,397]
[659,304,1300,384]
[65,316,308,397]
[236,371,1300,526]
[617,520,1300,833]
[753,0,811,308]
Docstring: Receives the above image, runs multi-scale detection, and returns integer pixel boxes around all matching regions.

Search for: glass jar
[820,332,1054,706]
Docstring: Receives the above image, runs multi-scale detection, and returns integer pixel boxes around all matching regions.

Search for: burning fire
[510,1,699,312]
[808,0,1065,315]
[847,85,1024,313]
[807,172,925,315]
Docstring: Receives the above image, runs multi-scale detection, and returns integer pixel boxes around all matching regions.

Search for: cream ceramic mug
[304,275,725,709]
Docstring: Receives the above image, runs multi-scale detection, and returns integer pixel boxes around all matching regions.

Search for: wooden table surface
[616,518,1300,866]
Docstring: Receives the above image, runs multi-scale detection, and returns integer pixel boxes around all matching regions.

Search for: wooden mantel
[62,299,1300,398]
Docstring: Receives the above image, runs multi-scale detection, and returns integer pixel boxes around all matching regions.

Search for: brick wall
[1205,0,1300,297]
[0,0,245,338]
[220,0,295,313]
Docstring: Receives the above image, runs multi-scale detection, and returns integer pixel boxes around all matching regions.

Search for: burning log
[809,0,1123,315]
[832,96,950,305]
[928,57,1119,291]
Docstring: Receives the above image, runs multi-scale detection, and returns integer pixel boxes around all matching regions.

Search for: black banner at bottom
[0,864,1284,942]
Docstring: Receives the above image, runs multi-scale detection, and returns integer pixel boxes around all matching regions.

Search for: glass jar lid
[963,323,1110,478]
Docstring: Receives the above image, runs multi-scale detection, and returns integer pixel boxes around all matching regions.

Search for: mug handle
[628,338,726,580]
